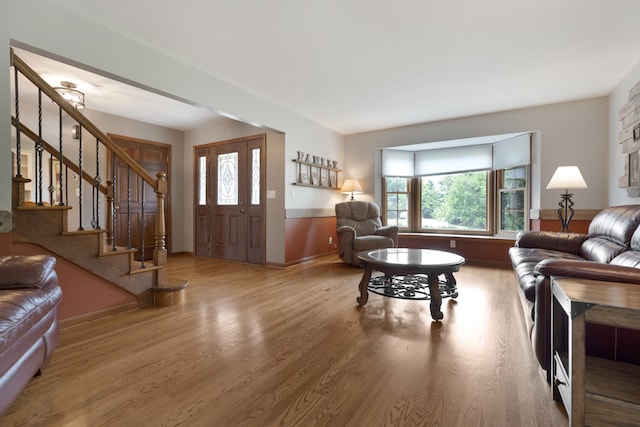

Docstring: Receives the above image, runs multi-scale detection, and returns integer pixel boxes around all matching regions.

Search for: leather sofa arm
[0,255,57,289]
[515,231,588,255]
[531,257,640,376]
[534,258,640,285]
[376,225,399,247]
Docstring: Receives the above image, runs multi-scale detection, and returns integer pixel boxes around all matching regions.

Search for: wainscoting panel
[399,234,514,266]
[285,216,338,265]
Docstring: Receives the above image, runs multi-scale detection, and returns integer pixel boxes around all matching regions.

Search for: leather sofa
[336,201,398,265]
[509,205,640,380]
[0,255,63,415]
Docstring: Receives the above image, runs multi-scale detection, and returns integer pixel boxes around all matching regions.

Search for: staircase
[9,48,187,309]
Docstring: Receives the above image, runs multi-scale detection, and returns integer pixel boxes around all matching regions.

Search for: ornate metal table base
[356,249,465,321]
[367,273,458,300]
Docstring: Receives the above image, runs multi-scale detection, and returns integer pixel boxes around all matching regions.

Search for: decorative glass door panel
[217,152,238,206]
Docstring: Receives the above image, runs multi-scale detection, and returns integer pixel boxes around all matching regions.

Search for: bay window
[382,133,530,236]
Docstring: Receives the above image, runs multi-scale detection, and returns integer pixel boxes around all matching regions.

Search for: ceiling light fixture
[54,81,85,109]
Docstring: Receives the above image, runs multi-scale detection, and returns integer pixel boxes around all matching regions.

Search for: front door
[194,134,265,264]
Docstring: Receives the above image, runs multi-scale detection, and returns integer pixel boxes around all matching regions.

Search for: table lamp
[341,178,363,201]
[546,166,588,232]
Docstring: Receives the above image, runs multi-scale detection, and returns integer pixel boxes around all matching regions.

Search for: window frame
[383,167,528,236]
[382,176,412,230]
[418,170,494,236]
[496,166,530,235]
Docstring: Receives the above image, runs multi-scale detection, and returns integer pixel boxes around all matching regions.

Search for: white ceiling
[34,0,640,135]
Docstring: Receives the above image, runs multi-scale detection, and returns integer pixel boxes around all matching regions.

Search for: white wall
[345,98,608,211]
[608,58,640,206]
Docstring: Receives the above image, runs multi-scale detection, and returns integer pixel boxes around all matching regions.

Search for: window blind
[414,145,493,176]
[381,149,414,177]
[493,133,531,170]
[381,133,531,177]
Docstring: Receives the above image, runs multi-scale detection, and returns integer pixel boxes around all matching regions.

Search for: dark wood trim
[197,133,267,149]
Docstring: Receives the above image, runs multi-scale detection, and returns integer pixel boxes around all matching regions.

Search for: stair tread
[62,229,104,236]
[130,263,163,275]
[99,245,137,256]
[155,276,190,290]
[17,204,72,211]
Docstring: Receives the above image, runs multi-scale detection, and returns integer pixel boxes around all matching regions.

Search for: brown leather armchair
[335,201,398,265]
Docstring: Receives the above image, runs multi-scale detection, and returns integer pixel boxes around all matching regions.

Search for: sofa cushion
[611,250,640,268]
[580,237,627,264]
[587,205,640,246]
[0,255,56,289]
[612,226,640,267]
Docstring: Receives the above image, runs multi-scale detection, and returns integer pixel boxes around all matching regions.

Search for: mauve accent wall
[284,217,338,265]
[0,233,136,321]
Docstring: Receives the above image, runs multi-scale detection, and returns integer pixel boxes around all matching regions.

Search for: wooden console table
[551,277,640,426]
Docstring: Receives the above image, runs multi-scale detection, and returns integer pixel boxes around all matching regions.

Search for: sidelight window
[198,155,207,206]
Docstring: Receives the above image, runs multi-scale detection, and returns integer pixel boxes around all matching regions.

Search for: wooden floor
[3,255,567,426]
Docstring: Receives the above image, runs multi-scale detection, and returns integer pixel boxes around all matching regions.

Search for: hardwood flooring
[2,255,567,426]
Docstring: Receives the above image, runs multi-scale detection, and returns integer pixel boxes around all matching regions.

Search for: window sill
[398,232,516,243]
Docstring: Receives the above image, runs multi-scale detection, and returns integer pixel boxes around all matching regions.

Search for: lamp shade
[546,166,588,190]
[341,178,363,194]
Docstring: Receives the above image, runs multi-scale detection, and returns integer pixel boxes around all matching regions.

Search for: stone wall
[619,80,640,197]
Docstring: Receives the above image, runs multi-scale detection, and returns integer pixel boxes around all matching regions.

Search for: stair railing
[9,49,167,274]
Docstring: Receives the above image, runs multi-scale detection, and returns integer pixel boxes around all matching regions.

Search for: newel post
[154,171,168,285]
[12,177,30,210]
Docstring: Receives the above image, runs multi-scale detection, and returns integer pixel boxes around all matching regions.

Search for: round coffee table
[356,248,465,321]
